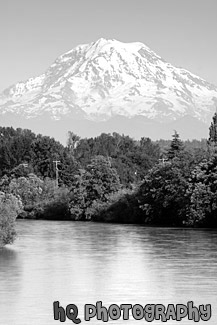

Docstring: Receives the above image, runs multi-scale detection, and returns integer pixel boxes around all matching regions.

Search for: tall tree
[208,111,217,145]
[137,159,190,226]
[167,130,183,159]
[31,135,65,178]
[69,155,121,220]
[67,131,80,154]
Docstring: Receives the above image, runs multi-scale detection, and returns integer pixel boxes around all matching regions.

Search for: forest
[1,113,217,247]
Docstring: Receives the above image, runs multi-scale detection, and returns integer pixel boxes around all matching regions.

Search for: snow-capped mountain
[0,38,217,141]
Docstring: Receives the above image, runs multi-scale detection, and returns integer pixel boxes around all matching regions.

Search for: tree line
[1,113,217,246]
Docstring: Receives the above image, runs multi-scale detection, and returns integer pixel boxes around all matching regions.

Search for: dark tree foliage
[69,155,121,220]
[58,152,80,187]
[167,130,184,160]
[0,192,22,247]
[208,112,217,145]
[156,138,208,165]
[0,127,79,184]
[137,160,190,226]
[30,135,65,178]
[74,133,160,186]
[0,128,35,176]
[1,123,217,228]
[91,189,144,224]
[186,153,217,227]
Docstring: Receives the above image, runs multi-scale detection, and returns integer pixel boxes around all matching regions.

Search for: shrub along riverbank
[1,114,217,246]
[0,192,22,248]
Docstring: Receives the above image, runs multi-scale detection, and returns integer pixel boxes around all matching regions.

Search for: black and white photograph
[0,0,217,324]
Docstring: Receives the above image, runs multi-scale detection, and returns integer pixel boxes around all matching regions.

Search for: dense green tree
[2,124,217,228]
[208,112,217,145]
[167,131,184,159]
[69,156,121,220]
[35,186,71,220]
[0,127,34,175]
[186,154,217,227]
[0,144,15,175]
[8,174,44,207]
[0,127,35,176]
[86,155,121,198]
[74,133,160,185]
[67,131,80,154]
[31,135,65,178]
[137,160,190,226]
[0,192,23,247]
[57,150,80,187]
[90,188,143,223]
[4,173,70,220]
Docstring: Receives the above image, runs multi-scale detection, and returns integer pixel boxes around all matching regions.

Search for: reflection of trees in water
[0,247,22,294]
[80,224,217,300]
[0,247,24,324]
[0,246,23,310]
[141,228,217,261]
[0,246,19,269]
[135,227,217,299]
[3,221,216,308]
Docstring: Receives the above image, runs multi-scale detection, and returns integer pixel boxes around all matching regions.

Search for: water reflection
[0,246,23,320]
[0,246,21,283]
[0,220,217,324]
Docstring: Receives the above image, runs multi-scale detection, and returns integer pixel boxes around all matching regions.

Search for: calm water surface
[0,220,217,324]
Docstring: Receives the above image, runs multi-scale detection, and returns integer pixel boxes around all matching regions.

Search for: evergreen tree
[167,130,183,159]
[208,111,217,145]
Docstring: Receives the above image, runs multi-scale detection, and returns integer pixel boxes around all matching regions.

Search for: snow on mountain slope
[0,38,217,127]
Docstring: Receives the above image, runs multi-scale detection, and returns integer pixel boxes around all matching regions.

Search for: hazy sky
[1,0,217,91]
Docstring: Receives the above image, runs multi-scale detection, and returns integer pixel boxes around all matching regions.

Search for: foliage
[0,192,23,247]
[90,188,143,223]
[30,135,65,178]
[67,131,80,154]
[57,152,80,187]
[1,122,217,228]
[69,156,121,220]
[74,133,160,186]
[137,159,190,226]
[208,112,217,145]
[9,163,34,178]
[8,173,44,206]
[34,186,71,220]
[0,127,35,176]
[186,154,217,227]
[0,127,79,186]
[167,130,184,159]
[7,174,71,219]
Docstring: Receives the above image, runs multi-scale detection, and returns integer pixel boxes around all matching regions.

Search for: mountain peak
[0,38,217,140]
[89,38,150,54]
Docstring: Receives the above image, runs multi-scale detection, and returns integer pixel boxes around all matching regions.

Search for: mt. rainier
[0,38,217,142]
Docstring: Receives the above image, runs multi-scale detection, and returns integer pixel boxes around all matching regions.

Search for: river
[0,220,217,324]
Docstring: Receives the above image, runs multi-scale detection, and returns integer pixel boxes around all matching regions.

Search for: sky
[0,0,217,91]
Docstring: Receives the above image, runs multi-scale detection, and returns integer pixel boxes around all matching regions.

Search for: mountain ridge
[0,38,216,142]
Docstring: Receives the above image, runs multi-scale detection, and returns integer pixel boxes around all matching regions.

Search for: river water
[0,220,217,324]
